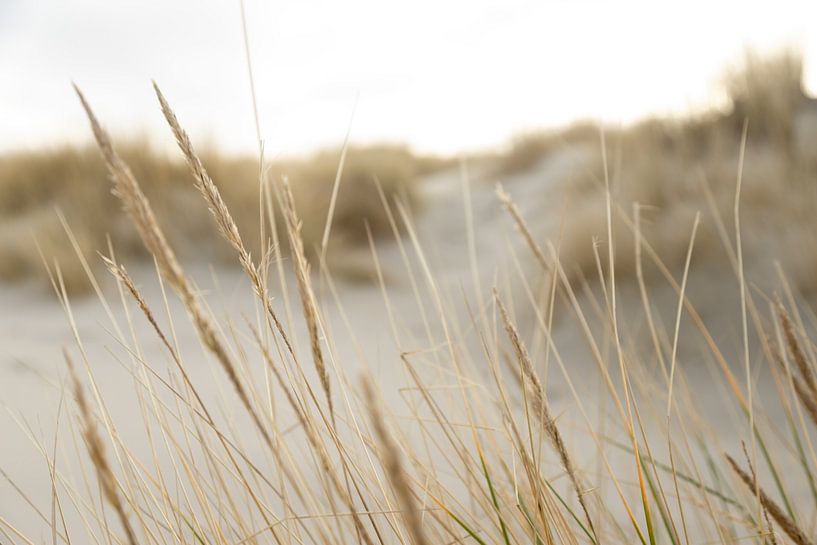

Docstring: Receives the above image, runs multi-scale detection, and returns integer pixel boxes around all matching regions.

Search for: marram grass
[6,84,817,545]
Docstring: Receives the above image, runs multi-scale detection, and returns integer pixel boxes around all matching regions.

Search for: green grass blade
[427,491,489,545]
[517,493,546,545]
[641,453,679,545]
[479,450,512,545]
[604,436,741,508]
[541,479,597,544]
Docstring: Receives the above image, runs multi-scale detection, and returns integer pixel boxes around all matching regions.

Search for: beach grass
[4,48,817,545]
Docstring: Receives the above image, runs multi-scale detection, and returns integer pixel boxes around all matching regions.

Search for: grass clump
[489,122,598,177]
[724,48,807,148]
[517,49,817,294]
[0,136,448,293]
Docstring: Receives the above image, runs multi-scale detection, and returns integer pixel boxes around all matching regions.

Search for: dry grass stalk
[73,87,185,296]
[496,184,550,273]
[152,82,300,369]
[362,377,430,545]
[772,304,817,430]
[494,290,596,540]
[778,302,817,396]
[726,453,814,545]
[764,508,780,545]
[740,442,779,545]
[249,324,377,545]
[154,84,383,543]
[65,350,139,545]
[76,87,296,542]
[153,84,260,287]
[104,258,178,360]
[73,85,277,458]
[791,376,817,429]
[278,176,334,418]
[104,257,300,543]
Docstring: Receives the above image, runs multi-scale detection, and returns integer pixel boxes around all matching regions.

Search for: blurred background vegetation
[491,49,817,296]
[0,142,453,292]
[2,49,816,295]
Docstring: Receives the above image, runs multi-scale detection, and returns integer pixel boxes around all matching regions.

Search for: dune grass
[6,73,817,545]
[490,50,817,298]
[0,135,450,293]
[4,49,811,299]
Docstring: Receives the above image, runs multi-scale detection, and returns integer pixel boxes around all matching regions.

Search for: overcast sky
[1,1,815,156]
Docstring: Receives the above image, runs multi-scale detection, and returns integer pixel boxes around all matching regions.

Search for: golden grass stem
[65,350,139,545]
[277,176,334,419]
[494,290,597,542]
[726,454,814,545]
[363,377,431,545]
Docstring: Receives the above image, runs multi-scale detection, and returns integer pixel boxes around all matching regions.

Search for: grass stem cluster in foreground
[8,77,817,545]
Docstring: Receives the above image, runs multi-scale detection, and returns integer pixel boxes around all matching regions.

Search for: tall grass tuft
[10,54,817,545]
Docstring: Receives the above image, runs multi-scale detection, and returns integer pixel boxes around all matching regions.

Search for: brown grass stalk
[494,290,596,541]
[249,324,378,545]
[153,83,384,543]
[726,453,814,545]
[496,184,550,273]
[65,350,139,545]
[152,82,301,376]
[153,84,261,288]
[362,377,430,545]
[73,84,278,467]
[778,302,817,397]
[277,176,334,418]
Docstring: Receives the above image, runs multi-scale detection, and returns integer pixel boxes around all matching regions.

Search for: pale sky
[1,1,815,157]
